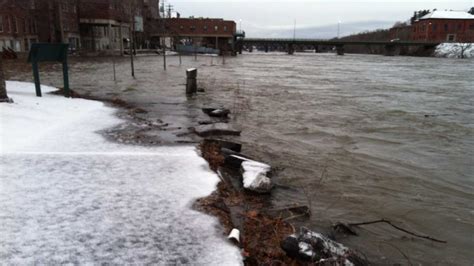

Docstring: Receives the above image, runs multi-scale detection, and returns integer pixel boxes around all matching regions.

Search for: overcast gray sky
[166,0,473,37]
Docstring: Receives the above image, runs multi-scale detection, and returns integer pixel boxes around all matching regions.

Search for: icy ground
[435,43,474,58]
[0,81,242,264]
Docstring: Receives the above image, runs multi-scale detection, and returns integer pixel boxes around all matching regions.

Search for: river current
[6,52,473,265]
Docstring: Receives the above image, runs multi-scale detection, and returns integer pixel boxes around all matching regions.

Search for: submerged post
[336,44,345,56]
[186,68,197,95]
[384,44,397,56]
[288,43,295,55]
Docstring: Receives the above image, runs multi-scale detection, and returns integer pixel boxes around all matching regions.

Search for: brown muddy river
[5,52,474,265]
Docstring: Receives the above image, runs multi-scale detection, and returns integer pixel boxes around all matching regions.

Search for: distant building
[152,18,237,52]
[412,10,474,42]
[78,0,132,52]
[35,0,81,50]
[0,0,38,52]
[0,0,82,53]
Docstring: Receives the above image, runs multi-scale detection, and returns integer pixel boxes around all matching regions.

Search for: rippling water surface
[7,52,473,264]
[199,53,474,265]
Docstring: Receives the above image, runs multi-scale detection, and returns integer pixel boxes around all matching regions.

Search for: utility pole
[129,1,135,77]
[337,21,341,39]
[56,0,65,43]
[293,19,296,40]
[161,1,167,70]
[166,4,173,19]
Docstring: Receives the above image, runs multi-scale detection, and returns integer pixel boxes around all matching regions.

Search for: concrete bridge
[237,38,440,56]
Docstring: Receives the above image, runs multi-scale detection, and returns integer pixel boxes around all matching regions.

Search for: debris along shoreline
[195,139,368,265]
[53,87,367,265]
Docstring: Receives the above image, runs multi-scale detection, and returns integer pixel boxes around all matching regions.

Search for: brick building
[78,0,160,52]
[35,0,81,50]
[152,18,237,52]
[412,10,474,42]
[0,0,80,52]
[78,0,131,52]
[0,0,39,52]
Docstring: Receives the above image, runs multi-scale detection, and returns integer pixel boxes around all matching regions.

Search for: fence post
[186,68,197,95]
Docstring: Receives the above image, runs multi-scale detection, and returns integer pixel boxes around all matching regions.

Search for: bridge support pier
[384,44,398,56]
[336,45,344,56]
[288,44,295,55]
[264,44,269,53]
[314,45,319,53]
[249,46,253,53]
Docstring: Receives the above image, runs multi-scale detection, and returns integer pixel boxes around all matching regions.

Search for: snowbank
[435,43,474,58]
[0,82,242,265]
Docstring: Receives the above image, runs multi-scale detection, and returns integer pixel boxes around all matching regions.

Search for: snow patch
[419,10,474,20]
[241,160,273,193]
[435,43,474,58]
[0,81,242,265]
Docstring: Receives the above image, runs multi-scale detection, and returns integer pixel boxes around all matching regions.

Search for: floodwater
[6,52,474,264]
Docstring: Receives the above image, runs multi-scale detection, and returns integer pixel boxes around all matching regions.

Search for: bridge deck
[242,38,440,46]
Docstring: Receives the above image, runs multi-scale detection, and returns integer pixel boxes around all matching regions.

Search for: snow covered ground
[0,81,242,264]
[435,43,474,58]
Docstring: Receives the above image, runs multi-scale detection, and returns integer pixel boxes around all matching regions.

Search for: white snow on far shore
[435,43,474,58]
[0,81,242,265]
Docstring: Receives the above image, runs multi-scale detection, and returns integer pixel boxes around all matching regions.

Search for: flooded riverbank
[5,52,473,264]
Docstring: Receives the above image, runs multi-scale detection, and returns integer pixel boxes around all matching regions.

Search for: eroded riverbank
[4,53,474,264]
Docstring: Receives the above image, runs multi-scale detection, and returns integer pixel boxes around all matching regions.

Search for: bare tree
[450,43,473,59]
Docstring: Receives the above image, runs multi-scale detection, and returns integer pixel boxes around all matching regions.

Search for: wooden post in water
[112,56,116,81]
[186,68,197,95]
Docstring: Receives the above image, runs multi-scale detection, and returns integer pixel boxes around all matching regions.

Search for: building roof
[420,10,474,20]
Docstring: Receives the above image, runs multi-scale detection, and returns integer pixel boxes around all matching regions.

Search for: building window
[179,25,184,30]
[457,24,462,30]
[444,24,448,31]
[23,18,27,33]
[432,24,437,31]
[190,25,196,31]
[224,26,227,31]
[470,24,474,30]
[6,16,11,33]
[203,25,208,31]
[13,17,18,33]
[0,16,3,33]
[447,34,456,42]
[214,25,218,31]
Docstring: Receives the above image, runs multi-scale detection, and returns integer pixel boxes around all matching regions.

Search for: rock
[241,160,273,194]
[194,123,241,137]
[281,227,367,265]
[280,235,301,259]
[202,108,231,118]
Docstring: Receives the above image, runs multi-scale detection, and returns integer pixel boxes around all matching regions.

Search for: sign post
[27,43,70,97]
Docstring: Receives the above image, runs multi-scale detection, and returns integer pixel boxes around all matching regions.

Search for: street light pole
[293,19,296,40]
[426,22,432,41]
[337,21,341,39]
